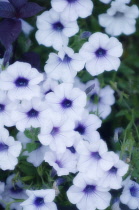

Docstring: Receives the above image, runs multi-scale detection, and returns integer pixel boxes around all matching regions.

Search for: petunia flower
[76,139,114,179]
[79,32,123,76]
[0,127,22,170]
[20,189,57,210]
[44,149,77,176]
[35,9,79,50]
[2,174,27,200]
[74,110,101,142]
[0,61,43,101]
[99,152,129,189]
[11,97,51,132]
[67,173,111,210]
[99,1,139,36]
[38,111,75,153]
[120,177,139,209]
[44,47,85,83]
[45,83,86,121]
[51,0,93,21]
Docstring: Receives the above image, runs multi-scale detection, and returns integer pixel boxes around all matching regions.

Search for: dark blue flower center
[95,48,106,58]
[130,185,139,197]
[61,98,72,108]
[0,104,5,112]
[10,185,23,194]
[15,77,29,87]
[53,21,64,31]
[109,166,118,174]
[83,185,96,194]
[55,160,63,168]
[0,143,8,151]
[67,146,76,154]
[114,11,124,18]
[34,197,44,207]
[27,108,39,118]
[91,152,101,160]
[63,54,72,63]
[74,123,86,135]
[51,127,59,136]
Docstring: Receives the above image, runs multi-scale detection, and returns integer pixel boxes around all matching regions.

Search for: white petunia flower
[79,32,123,76]
[45,83,86,121]
[2,174,27,200]
[44,149,77,176]
[36,9,79,50]
[77,139,114,179]
[0,91,18,127]
[120,177,139,209]
[85,79,115,119]
[51,0,93,21]
[20,189,57,210]
[40,78,58,99]
[0,61,43,101]
[38,112,75,153]
[11,98,51,132]
[99,1,139,36]
[99,152,129,189]
[74,110,101,142]
[44,47,85,83]
[67,173,111,210]
[0,128,22,170]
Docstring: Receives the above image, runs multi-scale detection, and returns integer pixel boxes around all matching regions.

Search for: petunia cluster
[0,0,139,209]
[0,60,128,210]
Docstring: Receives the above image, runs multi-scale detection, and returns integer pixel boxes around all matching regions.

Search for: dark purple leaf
[0,19,22,49]
[21,52,41,71]
[8,0,27,9]
[0,2,15,18]
[19,2,44,18]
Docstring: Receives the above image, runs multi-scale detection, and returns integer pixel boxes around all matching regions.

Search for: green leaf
[26,142,40,153]
[24,127,40,141]
[21,176,34,181]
